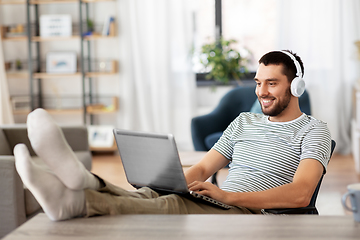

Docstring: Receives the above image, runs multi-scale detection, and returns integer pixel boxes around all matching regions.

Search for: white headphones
[279,50,305,97]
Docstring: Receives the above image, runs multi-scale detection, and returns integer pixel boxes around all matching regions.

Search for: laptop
[113,129,233,210]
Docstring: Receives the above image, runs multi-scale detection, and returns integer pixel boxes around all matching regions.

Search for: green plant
[87,19,94,32]
[200,38,248,84]
[15,59,22,70]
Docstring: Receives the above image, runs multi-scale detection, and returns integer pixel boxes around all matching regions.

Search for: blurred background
[1,0,360,154]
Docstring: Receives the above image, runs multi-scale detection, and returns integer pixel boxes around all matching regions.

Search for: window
[192,0,280,81]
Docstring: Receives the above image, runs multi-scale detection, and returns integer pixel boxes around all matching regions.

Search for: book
[102,16,115,36]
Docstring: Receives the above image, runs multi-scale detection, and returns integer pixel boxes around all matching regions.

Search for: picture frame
[46,52,77,73]
[40,14,72,37]
[87,125,115,148]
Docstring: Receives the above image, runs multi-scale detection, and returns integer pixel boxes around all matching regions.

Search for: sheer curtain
[277,0,360,154]
[116,0,196,150]
[0,37,14,124]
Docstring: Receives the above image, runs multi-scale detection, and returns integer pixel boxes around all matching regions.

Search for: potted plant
[87,19,94,33]
[83,19,95,37]
[15,59,22,70]
[199,38,249,85]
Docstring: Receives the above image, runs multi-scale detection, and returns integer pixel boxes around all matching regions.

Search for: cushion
[250,100,262,114]
[205,132,223,150]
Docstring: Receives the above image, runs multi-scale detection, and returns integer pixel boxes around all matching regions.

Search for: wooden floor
[91,152,360,216]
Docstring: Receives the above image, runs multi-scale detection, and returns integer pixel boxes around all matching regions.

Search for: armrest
[3,125,90,154]
[0,157,26,238]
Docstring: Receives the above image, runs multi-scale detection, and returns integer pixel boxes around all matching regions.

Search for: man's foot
[27,108,100,190]
[14,144,86,221]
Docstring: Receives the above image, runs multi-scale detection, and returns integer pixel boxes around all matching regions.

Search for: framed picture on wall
[40,14,72,37]
[46,52,77,73]
[87,125,115,148]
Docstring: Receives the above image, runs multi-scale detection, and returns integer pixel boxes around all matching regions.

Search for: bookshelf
[0,0,119,126]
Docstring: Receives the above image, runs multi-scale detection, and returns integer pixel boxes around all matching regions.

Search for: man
[14,50,331,221]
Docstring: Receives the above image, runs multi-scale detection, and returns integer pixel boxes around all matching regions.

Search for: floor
[91,152,360,216]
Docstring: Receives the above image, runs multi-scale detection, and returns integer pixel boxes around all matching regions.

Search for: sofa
[0,125,92,238]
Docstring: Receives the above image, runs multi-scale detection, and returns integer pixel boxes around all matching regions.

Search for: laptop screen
[113,130,189,193]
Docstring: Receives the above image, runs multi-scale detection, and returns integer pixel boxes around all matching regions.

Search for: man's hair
[258,50,304,82]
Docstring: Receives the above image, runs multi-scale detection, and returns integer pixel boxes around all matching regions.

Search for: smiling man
[14,50,332,220]
[256,53,302,121]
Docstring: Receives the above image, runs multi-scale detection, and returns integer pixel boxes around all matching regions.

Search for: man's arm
[184,149,230,185]
[188,158,324,209]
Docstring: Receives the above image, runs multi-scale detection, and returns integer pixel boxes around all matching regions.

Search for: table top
[179,151,207,167]
[3,213,360,240]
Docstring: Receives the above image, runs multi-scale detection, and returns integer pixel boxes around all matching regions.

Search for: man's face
[254,63,292,117]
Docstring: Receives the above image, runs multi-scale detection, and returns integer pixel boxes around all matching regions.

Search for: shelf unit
[1,0,119,125]
[0,0,25,4]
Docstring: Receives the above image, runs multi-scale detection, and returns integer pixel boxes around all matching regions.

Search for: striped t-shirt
[213,112,332,193]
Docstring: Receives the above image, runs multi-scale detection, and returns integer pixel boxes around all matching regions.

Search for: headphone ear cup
[291,77,305,97]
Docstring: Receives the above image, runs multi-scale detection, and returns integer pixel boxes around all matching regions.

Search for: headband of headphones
[279,50,305,97]
[279,50,303,78]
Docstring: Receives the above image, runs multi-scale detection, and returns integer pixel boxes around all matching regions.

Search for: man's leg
[26,108,100,191]
[15,141,253,219]
[86,180,256,215]
[84,187,255,216]
[14,144,86,221]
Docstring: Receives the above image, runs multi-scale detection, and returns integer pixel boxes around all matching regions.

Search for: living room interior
[1,0,360,238]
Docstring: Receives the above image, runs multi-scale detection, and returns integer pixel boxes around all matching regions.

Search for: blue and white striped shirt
[213,112,331,193]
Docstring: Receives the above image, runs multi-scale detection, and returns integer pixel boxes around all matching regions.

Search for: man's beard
[260,88,292,116]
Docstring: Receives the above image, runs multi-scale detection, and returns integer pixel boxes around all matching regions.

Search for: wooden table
[3,213,360,240]
[179,151,207,167]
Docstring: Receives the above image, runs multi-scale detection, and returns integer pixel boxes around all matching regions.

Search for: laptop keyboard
[190,191,233,210]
